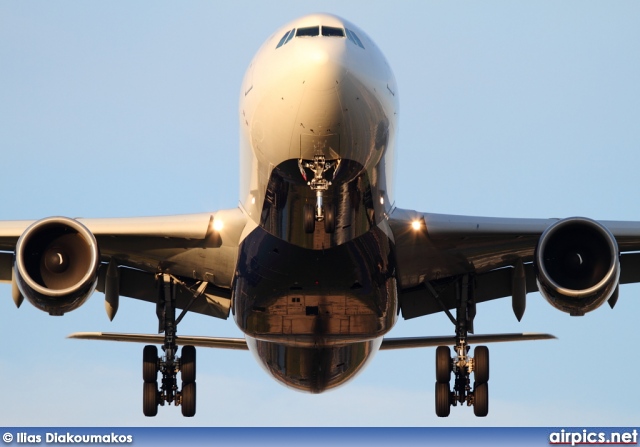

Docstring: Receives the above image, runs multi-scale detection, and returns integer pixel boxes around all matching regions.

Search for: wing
[0,208,251,319]
[388,208,640,319]
[68,332,250,350]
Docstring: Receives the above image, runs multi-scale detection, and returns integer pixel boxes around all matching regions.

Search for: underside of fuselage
[246,335,383,393]
[232,222,398,392]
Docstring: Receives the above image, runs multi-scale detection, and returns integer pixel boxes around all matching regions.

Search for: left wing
[0,208,251,319]
[388,207,640,319]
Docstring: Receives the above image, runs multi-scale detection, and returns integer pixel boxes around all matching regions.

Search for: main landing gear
[432,275,490,417]
[299,155,339,234]
[142,273,199,417]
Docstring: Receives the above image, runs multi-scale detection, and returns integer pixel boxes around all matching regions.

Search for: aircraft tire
[435,382,450,417]
[304,204,315,233]
[143,382,158,417]
[142,345,158,382]
[435,346,451,383]
[473,382,489,417]
[181,345,196,383]
[474,346,489,384]
[324,204,335,233]
[181,381,196,417]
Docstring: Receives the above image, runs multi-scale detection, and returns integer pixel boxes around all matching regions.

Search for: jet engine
[534,217,619,316]
[15,217,100,315]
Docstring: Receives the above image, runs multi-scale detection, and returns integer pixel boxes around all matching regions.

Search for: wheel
[143,345,158,382]
[324,203,335,233]
[474,346,489,384]
[435,382,450,417]
[303,204,315,233]
[181,381,196,417]
[143,382,158,417]
[181,345,196,383]
[473,382,489,417]
[435,346,451,383]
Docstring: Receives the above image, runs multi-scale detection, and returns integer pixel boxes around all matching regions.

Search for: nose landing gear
[299,155,339,234]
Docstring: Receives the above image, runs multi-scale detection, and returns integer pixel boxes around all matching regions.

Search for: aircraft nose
[298,46,347,91]
[306,47,330,66]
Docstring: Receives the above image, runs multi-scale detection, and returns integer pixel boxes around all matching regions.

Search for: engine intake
[15,217,100,315]
[534,217,619,316]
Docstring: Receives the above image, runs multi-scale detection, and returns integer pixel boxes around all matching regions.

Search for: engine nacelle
[15,217,100,315]
[534,217,619,316]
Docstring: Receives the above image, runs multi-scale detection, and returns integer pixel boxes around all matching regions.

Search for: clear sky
[1,1,639,426]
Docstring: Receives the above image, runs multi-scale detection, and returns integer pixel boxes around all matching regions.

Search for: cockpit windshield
[296,26,319,37]
[275,25,364,49]
[322,26,345,37]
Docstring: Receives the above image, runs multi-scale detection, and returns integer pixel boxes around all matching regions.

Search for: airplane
[0,12,637,419]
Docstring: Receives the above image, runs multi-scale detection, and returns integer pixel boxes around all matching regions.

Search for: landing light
[213,219,224,232]
[411,220,422,231]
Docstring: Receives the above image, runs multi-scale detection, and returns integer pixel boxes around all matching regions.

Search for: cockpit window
[296,26,320,37]
[276,29,294,49]
[283,28,295,45]
[322,26,345,37]
[278,25,361,47]
[345,28,365,49]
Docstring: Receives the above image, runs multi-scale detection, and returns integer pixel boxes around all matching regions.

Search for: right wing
[68,332,250,350]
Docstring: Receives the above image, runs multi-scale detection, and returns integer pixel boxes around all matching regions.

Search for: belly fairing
[246,336,382,393]
[233,225,398,346]
[232,225,397,392]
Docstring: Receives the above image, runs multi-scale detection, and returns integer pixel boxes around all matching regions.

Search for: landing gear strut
[299,155,339,234]
[433,275,490,417]
[142,273,199,417]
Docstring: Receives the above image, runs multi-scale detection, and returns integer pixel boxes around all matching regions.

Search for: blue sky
[1,1,639,426]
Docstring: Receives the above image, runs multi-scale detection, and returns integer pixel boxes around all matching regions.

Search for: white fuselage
[238,14,399,238]
[230,14,401,392]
